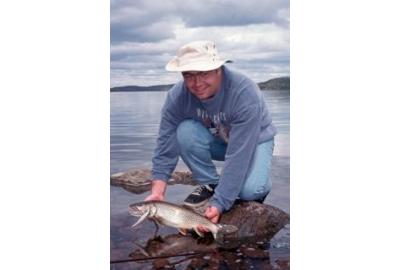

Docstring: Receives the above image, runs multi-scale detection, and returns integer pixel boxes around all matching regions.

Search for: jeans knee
[239,180,272,201]
[177,119,209,151]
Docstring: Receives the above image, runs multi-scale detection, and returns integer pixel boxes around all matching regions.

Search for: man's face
[182,68,222,100]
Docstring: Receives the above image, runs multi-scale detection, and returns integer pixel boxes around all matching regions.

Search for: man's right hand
[144,179,167,201]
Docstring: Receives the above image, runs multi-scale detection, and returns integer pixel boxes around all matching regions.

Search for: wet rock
[187,257,209,269]
[153,258,171,269]
[221,251,248,270]
[130,234,217,259]
[240,246,269,260]
[244,249,269,259]
[275,258,290,269]
[110,169,196,194]
[219,201,289,243]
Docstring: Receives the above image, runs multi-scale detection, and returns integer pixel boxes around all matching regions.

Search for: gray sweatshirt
[152,66,277,212]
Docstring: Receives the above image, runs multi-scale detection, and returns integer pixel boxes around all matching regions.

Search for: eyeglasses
[182,70,216,82]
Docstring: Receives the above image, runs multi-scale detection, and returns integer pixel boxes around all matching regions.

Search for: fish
[129,200,238,241]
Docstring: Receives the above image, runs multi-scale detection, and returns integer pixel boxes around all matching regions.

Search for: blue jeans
[176,119,274,201]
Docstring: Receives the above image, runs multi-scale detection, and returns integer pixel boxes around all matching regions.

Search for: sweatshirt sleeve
[151,91,184,182]
[209,102,262,213]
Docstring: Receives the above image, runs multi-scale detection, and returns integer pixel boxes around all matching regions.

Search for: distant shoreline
[110,76,290,92]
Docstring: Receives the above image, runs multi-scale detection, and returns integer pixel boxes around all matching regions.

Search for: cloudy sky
[110,0,289,87]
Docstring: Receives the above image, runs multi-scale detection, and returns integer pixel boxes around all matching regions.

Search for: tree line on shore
[111,76,290,92]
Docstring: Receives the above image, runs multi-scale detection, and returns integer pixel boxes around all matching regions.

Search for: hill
[110,84,174,92]
[258,77,290,90]
[110,76,290,92]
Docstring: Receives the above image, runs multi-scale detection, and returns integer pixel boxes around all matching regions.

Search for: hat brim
[165,59,231,72]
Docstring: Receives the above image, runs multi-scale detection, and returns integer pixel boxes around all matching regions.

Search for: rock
[130,234,217,259]
[153,258,170,269]
[187,257,209,269]
[220,201,290,243]
[240,246,269,259]
[184,201,289,243]
[275,258,290,269]
[110,169,196,194]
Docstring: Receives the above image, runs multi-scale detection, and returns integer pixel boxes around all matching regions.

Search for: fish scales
[155,203,216,229]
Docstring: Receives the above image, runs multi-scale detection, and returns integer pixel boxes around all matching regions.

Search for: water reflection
[111,208,289,270]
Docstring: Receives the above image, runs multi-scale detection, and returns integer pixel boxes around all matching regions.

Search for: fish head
[129,202,151,217]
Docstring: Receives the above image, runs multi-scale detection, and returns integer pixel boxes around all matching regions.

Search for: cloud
[111,0,289,44]
[173,0,289,28]
[111,0,189,44]
[110,0,290,86]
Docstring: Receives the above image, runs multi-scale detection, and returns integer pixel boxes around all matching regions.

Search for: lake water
[110,90,290,269]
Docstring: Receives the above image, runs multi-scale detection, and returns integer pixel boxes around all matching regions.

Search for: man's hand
[144,193,164,201]
[205,206,220,223]
[197,205,220,232]
[144,179,166,201]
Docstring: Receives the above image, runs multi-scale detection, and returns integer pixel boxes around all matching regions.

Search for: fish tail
[215,224,238,242]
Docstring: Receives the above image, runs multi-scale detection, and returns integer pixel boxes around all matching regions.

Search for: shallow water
[110,90,290,269]
[110,90,289,174]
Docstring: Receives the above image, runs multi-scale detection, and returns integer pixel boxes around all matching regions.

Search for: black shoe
[184,184,217,207]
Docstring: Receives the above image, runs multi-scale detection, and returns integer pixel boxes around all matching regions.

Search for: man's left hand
[197,206,220,232]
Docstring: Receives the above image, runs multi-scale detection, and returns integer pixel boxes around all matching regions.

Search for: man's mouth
[194,87,207,94]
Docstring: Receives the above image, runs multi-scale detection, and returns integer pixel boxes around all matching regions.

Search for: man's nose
[194,75,202,85]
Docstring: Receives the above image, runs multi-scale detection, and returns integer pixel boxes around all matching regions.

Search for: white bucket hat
[166,40,231,72]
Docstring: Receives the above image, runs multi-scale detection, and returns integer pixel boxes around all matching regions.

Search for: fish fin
[151,217,161,225]
[181,205,194,210]
[131,209,149,228]
[150,219,160,238]
[194,227,205,238]
[178,228,188,236]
